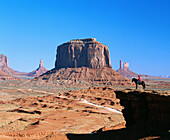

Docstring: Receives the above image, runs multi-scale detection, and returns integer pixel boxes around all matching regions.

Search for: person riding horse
[138,75,141,84]
[132,75,145,90]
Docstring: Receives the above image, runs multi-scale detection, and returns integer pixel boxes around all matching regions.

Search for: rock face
[26,60,48,77]
[0,54,9,68]
[55,38,112,69]
[115,89,170,138]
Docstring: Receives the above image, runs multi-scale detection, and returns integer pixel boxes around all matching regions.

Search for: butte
[34,38,132,86]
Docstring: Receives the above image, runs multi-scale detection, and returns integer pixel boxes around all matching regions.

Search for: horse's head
[132,78,137,82]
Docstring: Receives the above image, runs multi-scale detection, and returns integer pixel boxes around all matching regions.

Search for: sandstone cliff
[55,38,112,69]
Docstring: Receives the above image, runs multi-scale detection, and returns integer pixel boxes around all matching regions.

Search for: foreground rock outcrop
[115,90,170,129]
[55,38,112,69]
[67,89,170,140]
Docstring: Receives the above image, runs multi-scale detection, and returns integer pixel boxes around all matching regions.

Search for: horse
[132,78,146,90]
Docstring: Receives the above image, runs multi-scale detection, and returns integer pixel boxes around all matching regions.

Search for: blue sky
[0,0,170,76]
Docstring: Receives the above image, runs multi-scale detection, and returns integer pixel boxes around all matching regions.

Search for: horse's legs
[142,83,145,90]
[136,82,138,89]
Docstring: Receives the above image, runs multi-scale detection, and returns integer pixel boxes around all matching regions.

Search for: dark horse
[132,78,146,90]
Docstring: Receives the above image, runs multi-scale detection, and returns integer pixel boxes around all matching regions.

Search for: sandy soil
[0,85,125,140]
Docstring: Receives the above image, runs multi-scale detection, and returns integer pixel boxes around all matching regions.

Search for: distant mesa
[116,60,161,79]
[0,54,48,79]
[34,38,133,86]
[117,60,138,78]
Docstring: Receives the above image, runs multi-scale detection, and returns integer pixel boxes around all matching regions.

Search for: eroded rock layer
[34,67,132,86]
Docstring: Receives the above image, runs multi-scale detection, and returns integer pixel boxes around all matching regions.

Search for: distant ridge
[0,54,48,79]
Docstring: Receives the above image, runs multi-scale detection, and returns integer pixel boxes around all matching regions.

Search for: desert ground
[0,78,170,140]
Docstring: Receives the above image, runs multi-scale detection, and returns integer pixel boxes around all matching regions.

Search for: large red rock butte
[34,38,133,86]
[55,38,112,69]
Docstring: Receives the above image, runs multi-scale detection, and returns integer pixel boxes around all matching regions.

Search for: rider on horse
[138,75,141,84]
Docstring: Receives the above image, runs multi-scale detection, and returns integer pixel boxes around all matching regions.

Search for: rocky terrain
[0,85,170,140]
[0,86,125,140]
[67,89,170,140]
[34,67,133,87]
[0,69,19,80]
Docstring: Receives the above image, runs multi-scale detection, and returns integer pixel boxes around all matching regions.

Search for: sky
[0,0,170,76]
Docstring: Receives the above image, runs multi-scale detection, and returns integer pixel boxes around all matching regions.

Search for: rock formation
[117,60,138,78]
[0,54,9,68]
[0,54,48,78]
[26,59,48,77]
[34,38,133,86]
[55,38,112,69]
[117,60,162,79]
